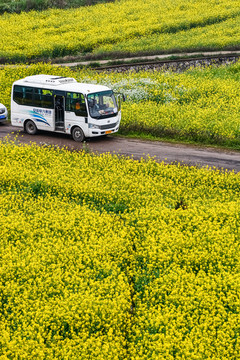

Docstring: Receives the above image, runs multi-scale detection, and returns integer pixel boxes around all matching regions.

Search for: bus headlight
[89,123,100,129]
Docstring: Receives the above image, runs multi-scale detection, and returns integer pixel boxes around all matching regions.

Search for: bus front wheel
[72,127,85,142]
[25,120,37,135]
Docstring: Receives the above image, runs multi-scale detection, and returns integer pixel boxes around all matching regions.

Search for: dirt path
[1,50,240,69]
[1,123,240,172]
[52,50,240,67]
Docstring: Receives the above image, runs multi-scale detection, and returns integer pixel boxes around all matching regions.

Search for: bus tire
[25,120,37,135]
[72,126,85,142]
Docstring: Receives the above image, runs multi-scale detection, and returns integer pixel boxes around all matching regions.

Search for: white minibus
[11,74,122,142]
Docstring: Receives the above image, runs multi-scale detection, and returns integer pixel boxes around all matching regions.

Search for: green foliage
[0,0,114,13]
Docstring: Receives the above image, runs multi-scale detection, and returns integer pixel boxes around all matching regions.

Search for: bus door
[65,92,88,136]
[54,92,65,131]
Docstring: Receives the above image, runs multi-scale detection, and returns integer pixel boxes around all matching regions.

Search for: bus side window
[66,92,87,117]
[13,86,24,104]
[23,87,34,106]
[77,103,87,117]
[42,90,54,109]
[13,85,33,106]
[65,93,73,111]
[33,88,54,109]
[33,89,41,107]
[42,95,54,109]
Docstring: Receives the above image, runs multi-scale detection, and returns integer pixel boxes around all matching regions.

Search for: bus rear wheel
[72,127,85,142]
[25,120,37,135]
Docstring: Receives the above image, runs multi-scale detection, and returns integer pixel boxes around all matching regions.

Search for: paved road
[1,123,240,172]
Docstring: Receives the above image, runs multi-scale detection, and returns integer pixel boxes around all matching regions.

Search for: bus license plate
[105,130,112,134]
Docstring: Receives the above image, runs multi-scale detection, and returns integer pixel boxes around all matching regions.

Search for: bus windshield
[87,90,118,119]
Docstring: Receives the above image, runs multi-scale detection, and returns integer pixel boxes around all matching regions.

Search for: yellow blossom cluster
[0,140,240,358]
[97,15,240,55]
[0,0,240,61]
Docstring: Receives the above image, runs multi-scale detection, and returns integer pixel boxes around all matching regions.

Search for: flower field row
[97,15,240,55]
[1,61,240,147]
[0,0,240,62]
[0,140,240,359]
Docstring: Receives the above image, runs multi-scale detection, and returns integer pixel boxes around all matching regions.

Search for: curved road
[1,123,240,172]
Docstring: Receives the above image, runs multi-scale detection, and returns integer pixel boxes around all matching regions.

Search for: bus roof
[13,75,111,95]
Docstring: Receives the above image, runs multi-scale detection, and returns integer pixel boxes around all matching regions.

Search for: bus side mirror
[116,94,121,111]
[116,93,126,111]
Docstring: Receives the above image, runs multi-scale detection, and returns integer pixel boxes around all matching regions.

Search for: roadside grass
[118,131,240,152]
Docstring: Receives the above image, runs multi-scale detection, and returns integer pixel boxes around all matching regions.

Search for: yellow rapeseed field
[1,1,240,357]
[0,0,240,61]
[0,140,240,359]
